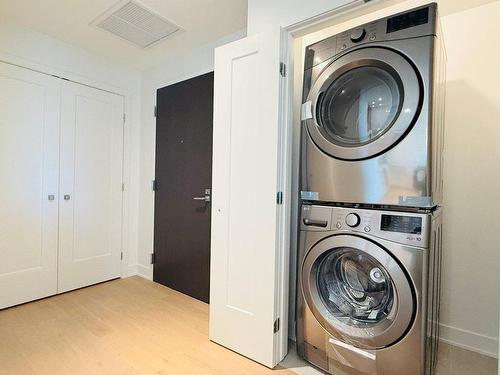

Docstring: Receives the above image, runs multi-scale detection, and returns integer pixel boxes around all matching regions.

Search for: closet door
[58,81,124,293]
[210,29,288,368]
[0,62,60,309]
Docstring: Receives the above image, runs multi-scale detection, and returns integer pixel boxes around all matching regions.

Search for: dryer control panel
[303,3,437,70]
[301,205,431,248]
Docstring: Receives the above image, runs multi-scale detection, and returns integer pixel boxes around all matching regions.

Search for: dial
[345,213,361,227]
[350,28,366,43]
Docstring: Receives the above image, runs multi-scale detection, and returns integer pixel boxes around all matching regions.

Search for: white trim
[276,0,371,358]
[0,51,127,95]
[439,323,499,359]
[0,53,134,282]
[273,28,294,363]
[277,0,500,362]
[137,264,153,280]
[285,0,372,38]
[126,264,139,277]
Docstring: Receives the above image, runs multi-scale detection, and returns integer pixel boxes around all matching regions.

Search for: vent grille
[92,1,180,48]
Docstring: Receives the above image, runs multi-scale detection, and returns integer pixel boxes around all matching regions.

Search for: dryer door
[304,47,420,160]
[301,234,415,349]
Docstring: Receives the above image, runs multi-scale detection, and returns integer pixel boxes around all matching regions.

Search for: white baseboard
[126,264,138,277]
[137,264,153,280]
[439,323,498,358]
[121,264,137,279]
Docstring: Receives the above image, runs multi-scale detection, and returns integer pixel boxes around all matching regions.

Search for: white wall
[288,0,500,358]
[136,30,246,279]
[246,0,358,34]
[439,1,500,357]
[0,23,142,277]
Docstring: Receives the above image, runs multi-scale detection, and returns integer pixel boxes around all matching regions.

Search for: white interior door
[210,29,288,368]
[58,81,124,293]
[0,62,60,309]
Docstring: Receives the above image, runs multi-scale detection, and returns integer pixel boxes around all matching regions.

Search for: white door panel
[210,30,286,367]
[0,62,60,309]
[58,82,124,293]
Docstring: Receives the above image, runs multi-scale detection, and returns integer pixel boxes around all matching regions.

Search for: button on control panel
[335,20,380,53]
[345,213,361,227]
[350,28,366,42]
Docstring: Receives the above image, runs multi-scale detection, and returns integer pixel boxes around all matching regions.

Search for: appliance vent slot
[91,0,180,48]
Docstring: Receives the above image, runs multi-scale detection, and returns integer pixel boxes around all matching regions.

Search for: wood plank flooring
[0,277,294,375]
[0,276,496,375]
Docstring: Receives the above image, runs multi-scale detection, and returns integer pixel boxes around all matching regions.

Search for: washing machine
[296,204,442,375]
[300,3,446,208]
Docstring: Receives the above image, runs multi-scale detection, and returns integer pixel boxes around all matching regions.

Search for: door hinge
[152,179,158,191]
[279,62,287,77]
[123,113,126,123]
[273,318,280,333]
[154,105,157,117]
[122,183,125,192]
[150,253,155,264]
[120,252,123,261]
[276,191,283,205]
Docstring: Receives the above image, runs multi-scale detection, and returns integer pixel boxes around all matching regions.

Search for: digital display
[381,215,422,234]
[387,7,429,34]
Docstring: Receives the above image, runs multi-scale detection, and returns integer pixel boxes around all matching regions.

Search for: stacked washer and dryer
[297,4,445,375]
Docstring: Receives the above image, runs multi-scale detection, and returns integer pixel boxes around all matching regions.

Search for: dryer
[296,204,443,375]
[300,3,446,208]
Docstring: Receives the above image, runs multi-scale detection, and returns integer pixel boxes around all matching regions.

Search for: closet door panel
[58,82,124,293]
[0,62,60,309]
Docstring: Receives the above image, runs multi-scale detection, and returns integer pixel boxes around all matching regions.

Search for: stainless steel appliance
[300,3,446,208]
[296,204,442,375]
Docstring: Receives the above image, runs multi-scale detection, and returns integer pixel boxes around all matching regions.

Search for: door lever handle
[193,196,210,203]
[193,188,211,203]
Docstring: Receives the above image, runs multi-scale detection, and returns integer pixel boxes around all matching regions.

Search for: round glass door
[301,235,415,349]
[317,66,401,146]
[305,47,421,160]
[317,247,395,327]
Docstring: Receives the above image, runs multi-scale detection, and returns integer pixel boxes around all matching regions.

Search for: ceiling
[0,0,247,70]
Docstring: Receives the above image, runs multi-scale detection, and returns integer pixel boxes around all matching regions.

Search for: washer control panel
[301,205,430,248]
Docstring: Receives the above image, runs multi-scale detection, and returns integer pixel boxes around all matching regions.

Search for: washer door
[304,47,421,160]
[301,235,415,349]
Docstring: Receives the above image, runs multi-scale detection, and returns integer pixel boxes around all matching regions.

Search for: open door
[210,29,289,368]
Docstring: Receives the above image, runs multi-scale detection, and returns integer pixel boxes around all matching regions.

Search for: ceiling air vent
[91,0,181,48]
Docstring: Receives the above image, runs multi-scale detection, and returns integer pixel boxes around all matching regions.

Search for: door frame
[281,0,443,340]
[0,53,131,280]
[277,0,439,357]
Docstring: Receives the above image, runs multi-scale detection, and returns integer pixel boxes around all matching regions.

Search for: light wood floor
[0,277,496,375]
[0,276,295,375]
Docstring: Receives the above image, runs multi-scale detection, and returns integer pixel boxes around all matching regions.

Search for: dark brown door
[153,72,213,303]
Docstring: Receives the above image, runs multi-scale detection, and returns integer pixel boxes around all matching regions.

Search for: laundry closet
[0,62,124,309]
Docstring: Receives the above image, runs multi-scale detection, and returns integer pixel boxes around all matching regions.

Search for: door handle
[193,188,211,203]
[193,196,210,202]
[303,218,328,228]
[64,194,71,200]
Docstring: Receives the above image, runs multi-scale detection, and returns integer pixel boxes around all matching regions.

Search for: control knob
[350,28,366,43]
[345,213,361,227]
